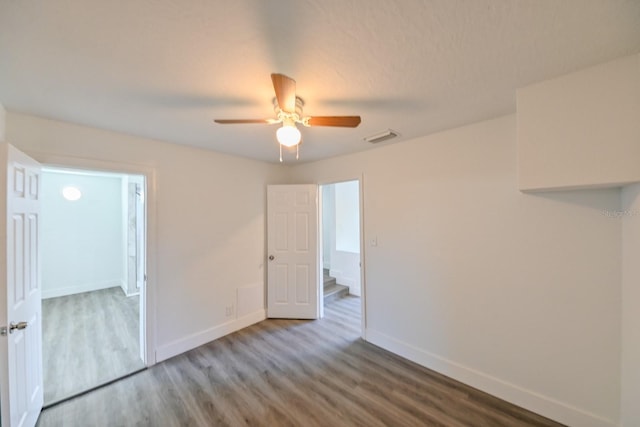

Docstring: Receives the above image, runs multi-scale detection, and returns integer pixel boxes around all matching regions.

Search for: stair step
[323,275,336,288]
[323,283,349,305]
[323,268,336,289]
[322,269,347,303]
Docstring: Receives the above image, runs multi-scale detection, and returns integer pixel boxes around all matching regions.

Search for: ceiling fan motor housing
[273,96,305,123]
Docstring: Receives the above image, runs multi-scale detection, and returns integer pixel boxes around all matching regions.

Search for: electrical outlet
[225,305,234,317]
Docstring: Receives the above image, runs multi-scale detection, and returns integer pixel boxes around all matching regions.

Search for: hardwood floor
[42,287,145,405]
[37,296,564,427]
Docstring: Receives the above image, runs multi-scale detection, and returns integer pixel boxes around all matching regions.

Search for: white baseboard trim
[155,309,266,363]
[365,328,616,427]
[42,281,122,299]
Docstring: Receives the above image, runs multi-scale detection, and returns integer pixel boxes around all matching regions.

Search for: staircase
[324,269,349,304]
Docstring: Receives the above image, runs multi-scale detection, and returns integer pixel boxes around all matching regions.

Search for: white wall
[621,183,640,426]
[290,115,622,427]
[5,112,288,362]
[41,170,125,298]
[517,54,640,191]
[335,180,360,253]
[331,181,361,295]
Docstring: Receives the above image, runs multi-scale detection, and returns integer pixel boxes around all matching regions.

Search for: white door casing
[0,144,43,427]
[267,185,318,319]
[136,181,146,363]
[20,152,156,366]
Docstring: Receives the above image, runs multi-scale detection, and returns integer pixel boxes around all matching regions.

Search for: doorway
[319,180,363,328]
[40,167,146,405]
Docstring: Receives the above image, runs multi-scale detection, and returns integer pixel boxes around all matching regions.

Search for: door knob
[268,255,275,261]
[9,321,28,334]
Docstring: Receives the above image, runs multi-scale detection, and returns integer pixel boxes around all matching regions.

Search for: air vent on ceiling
[364,129,399,144]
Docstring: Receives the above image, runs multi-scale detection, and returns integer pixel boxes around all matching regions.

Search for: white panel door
[0,144,43,427]
[267,185,318,319]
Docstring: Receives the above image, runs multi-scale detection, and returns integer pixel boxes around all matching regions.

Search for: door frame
[23,150,158,366]
[317,175,366,339]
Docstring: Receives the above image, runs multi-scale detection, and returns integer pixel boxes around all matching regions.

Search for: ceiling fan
[214,73,361,161]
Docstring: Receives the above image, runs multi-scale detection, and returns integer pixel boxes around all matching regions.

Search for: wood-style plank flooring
[38,296,564,426]
[42,287,145,405]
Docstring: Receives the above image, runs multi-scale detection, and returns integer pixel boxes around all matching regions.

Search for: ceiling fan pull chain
[279,144,283,162]
[296,144,299,160]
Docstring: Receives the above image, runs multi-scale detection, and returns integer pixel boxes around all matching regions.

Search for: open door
[267,185,318,319]
[0,144,43,427]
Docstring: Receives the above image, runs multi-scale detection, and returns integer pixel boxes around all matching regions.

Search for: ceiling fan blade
[306,116,362,127]
[271,73,296,113]
[214,119,271,124]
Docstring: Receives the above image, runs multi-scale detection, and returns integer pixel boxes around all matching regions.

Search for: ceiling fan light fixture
[214,73,361,160]
[276,123,301,147]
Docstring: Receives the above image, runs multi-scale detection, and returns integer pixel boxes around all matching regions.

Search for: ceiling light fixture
[62,186,82,201]
[276,120,301,148]
[273,104,303,162]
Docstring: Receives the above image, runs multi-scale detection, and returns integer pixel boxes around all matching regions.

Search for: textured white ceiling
[1,0,639,163]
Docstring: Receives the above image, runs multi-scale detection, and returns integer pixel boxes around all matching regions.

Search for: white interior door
[0,144,43,427]
[267,185,318,319]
